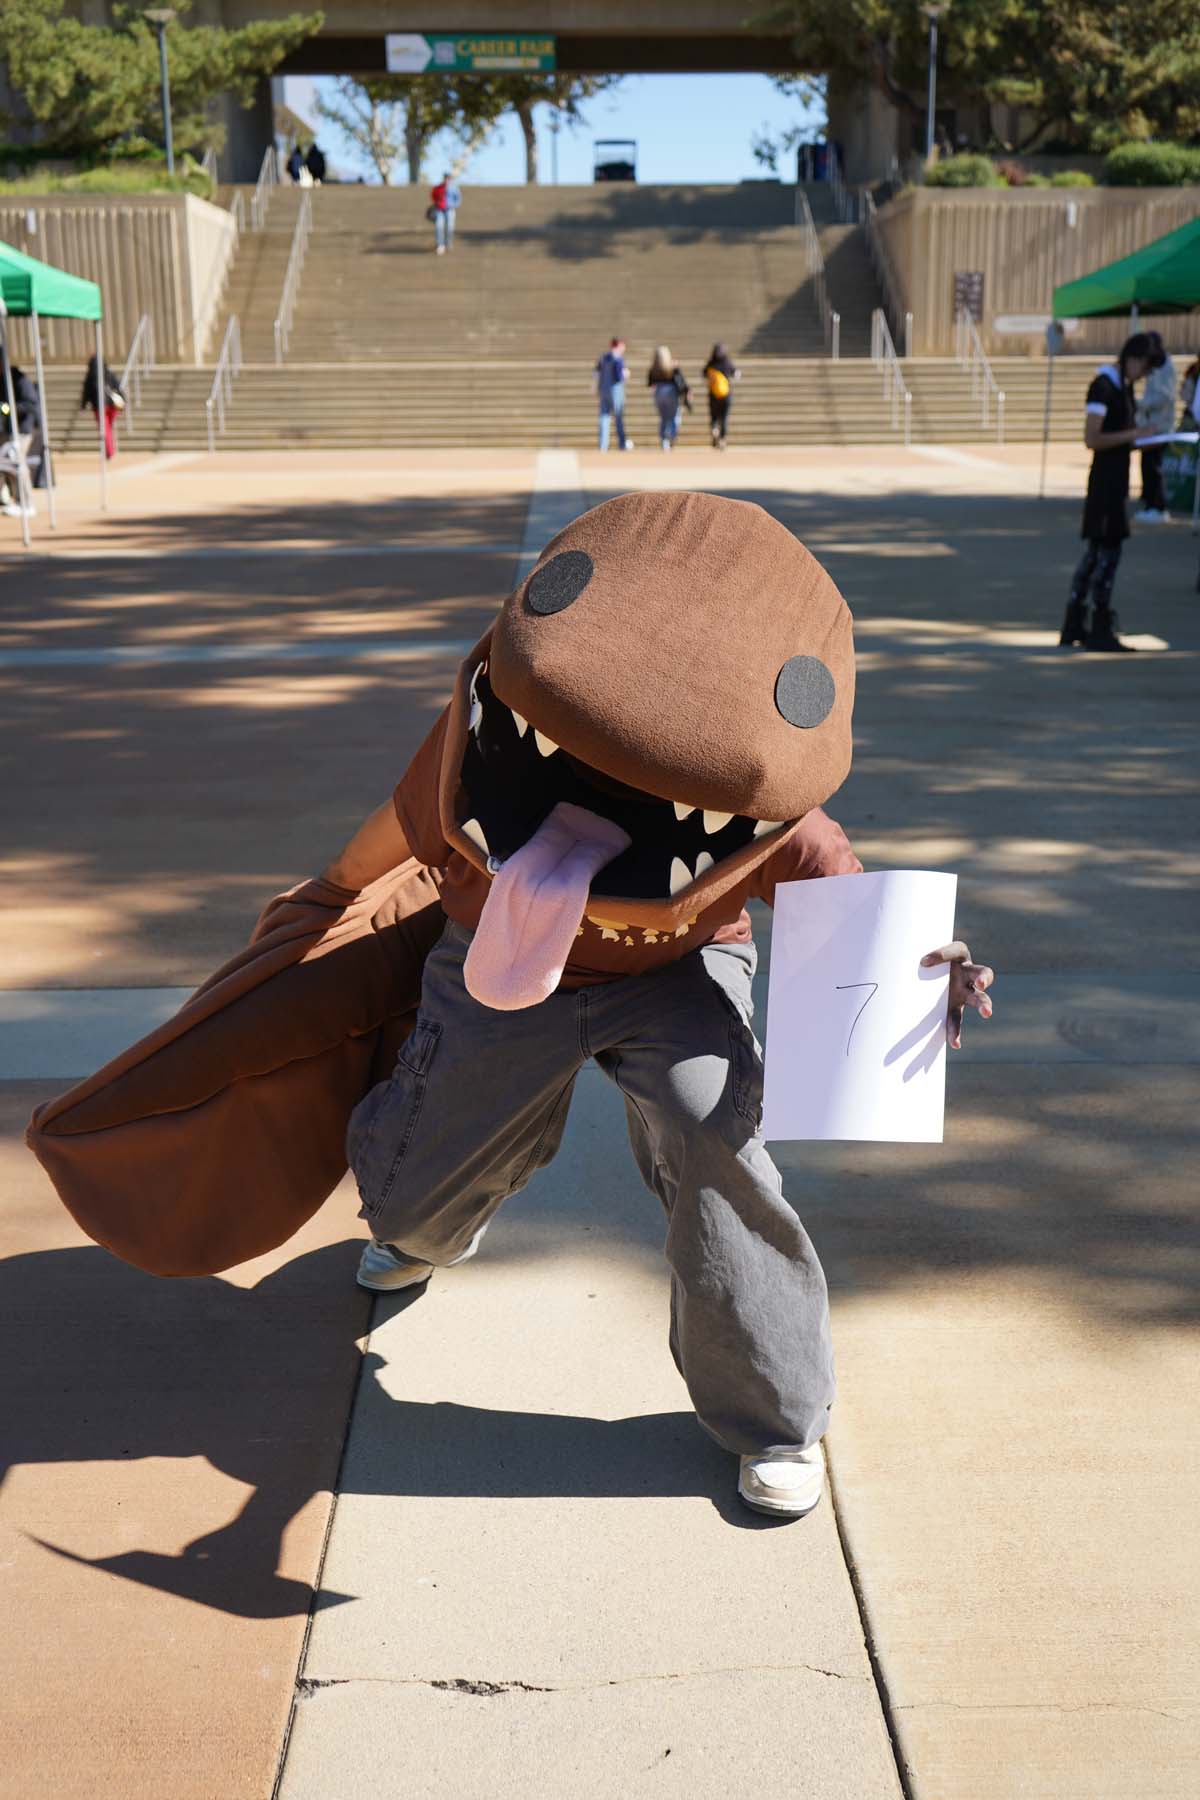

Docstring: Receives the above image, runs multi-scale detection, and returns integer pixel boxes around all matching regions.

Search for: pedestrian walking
[647,346,690,452]
[703,342,740,450]
[1134,331,1175,521]
[1058,334,1152,654]
[430,173,462,254]
[593,337,634,452]
[80,353,126,461]
[305,142,326,186]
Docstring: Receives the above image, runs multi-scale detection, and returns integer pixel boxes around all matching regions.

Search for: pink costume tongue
[463,802,632,1011]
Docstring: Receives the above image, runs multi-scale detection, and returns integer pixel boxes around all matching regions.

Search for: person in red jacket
[430,173,462,254]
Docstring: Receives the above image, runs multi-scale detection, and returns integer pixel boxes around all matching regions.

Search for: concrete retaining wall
[875,187,1200,356]
[0,193,237,366]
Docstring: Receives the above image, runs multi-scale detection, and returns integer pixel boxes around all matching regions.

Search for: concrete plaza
[1,442,1197,1798]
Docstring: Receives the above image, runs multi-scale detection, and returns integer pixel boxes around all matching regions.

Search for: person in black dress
[1059,333,1152,653]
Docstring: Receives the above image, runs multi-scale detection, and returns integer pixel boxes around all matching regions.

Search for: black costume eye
[775,655,835,729]
[526,551,594,615]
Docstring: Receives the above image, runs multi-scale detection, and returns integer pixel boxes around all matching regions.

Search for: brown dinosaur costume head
[439,490,856,927]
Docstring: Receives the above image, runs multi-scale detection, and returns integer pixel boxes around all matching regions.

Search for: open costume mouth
[459,663,784,901]
[437,492,855,924]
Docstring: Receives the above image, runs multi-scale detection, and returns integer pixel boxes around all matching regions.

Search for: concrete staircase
[271,182,825,365]
[37,354,1099,452]
[210,186,306,362]
[30,183,1116,452]
[801,183,883,358]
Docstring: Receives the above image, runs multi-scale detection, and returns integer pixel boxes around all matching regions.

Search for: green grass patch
[0,158,213,199]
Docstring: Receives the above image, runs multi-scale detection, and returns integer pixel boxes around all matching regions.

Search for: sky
[281,74,824,187]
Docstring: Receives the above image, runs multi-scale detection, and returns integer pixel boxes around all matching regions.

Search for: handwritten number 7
[835,982,879,1056]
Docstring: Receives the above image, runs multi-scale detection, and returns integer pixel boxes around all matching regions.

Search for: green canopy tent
[1036,216,1200,506]
[1053,213,1200,321]
[0,240,105,547]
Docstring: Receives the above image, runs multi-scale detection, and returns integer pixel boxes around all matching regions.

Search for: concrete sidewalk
[279,1067,901,1799]
[2,444,1197,1798]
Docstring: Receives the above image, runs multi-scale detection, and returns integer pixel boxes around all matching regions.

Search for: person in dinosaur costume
[320,490,996,1518]
[28,490,993,1518]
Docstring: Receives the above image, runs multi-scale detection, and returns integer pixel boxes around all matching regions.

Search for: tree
[315,75,509,185]
[751,75,827,176]
[480,74,623,182]
[315,80,409,186]
[0,0,321,157]
[754,0,1200,152]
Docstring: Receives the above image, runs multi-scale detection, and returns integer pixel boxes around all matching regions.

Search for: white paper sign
[1134,431,1199,448]
[761,870,958,1143]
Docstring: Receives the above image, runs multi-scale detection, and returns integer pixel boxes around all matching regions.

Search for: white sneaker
[1137,509,1168,523]
[623,439,635,450]
[738,1440,825,1517]
[0,498,21,519]
[356,1224,487,1292]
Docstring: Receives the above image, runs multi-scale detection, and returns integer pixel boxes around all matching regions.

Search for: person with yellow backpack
[704,343,740,450]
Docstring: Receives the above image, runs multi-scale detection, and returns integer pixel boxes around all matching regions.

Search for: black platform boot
[1084,603,1137,652]
[1058,596,1090,647]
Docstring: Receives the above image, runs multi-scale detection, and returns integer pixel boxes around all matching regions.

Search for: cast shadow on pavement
[0,1239,760,1626]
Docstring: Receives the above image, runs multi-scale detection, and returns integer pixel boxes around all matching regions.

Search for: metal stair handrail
[273,189,313,365]
[955,307,1006,443]
[795,188,841,360]
[228,188,245,233]
[828,152,859,224]
[250,144,279,231]
[205,315,242,452]
[118,313,155,433]
[862,188,913,359]
[870,307,913,447]
[200,145,218,186]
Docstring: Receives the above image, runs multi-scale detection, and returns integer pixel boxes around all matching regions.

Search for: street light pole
[145,10,177,177]
[922,4,945,163]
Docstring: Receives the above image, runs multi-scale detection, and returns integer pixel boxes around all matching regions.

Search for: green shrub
[924,153,1005,188]
[1049,169,1095,187]
[1023,172,1051,187]
[1104,141,1200,185]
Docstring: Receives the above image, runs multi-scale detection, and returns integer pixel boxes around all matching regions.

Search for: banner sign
[386,33,557,73]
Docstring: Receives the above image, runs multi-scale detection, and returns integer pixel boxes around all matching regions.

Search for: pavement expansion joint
[894,1700,1189,1721]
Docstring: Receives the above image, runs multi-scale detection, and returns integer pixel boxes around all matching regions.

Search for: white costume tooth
[703,810,734,835]
[669,856,692,896]
[534,730,558,758]
[510,707,529,738]
[461,818,489,855]
[673,802,696,822]
[468,662,484,734]
[753,819,783,838]
[693,851,715,877]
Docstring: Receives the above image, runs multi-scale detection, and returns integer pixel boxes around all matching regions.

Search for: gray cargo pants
[346,921,835,1454]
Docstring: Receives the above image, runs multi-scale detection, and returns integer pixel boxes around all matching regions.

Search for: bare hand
[920,941,995,1050]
